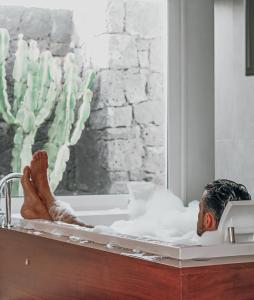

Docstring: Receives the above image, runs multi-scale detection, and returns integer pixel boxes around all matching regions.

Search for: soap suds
[96,183,201,245]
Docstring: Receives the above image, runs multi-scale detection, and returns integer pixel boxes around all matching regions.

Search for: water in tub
[94,182,201,245]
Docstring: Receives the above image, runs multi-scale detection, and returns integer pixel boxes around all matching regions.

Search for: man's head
[197,179,251,236]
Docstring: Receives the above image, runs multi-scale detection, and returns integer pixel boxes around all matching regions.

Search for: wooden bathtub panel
[0,229,181,300]
[181,263,254,300]
[2,229,254,300]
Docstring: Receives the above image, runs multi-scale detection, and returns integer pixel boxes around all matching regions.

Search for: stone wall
[0,0,165,195]
[75,0,165,194]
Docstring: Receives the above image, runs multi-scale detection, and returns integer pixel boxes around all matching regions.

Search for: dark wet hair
[203,179,251,224]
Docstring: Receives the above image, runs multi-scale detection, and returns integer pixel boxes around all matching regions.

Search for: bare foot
[30,150,49,193]
[30,150,55,208]
[20,166,52,220]
[30,150,93,228]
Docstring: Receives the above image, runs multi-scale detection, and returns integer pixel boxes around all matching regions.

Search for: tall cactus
[0,28,95,194]
[10,35,62,195]
[45,54,95,191]
[0,29,16,124]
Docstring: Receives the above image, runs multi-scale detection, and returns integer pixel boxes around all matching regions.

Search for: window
[0,0,168,196]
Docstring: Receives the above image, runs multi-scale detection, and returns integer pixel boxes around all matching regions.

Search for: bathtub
[1,195,254,299]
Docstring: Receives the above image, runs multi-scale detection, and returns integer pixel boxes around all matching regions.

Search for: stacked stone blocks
[77,0,165,193]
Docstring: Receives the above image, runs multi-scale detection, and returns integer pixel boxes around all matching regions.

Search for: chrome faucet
[0,173,22,228]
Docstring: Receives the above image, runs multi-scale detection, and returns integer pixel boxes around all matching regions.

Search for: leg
[20,166,52,220]
[30,150,93,228]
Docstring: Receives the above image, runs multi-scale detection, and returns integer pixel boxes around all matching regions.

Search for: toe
[37,151,42,160]
[21,166,30,187]
[42,151,48,167]
[30,158,35,169]
[39,151,44,159]
[33,150,40,160]
[23,166,30,177]
[42,151,47,159]
[39,150,45,160]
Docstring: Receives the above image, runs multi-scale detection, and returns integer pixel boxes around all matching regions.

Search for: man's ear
[203,212,217,231]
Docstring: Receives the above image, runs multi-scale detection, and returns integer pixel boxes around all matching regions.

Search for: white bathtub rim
[11,218,254,261]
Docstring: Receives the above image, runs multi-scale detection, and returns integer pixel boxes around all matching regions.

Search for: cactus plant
[45,54,95,191]
[0,28,95,194]
[11,36,62,178]
[0,29,16,125]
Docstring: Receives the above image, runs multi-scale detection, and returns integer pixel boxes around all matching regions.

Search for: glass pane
[0,0,167,195]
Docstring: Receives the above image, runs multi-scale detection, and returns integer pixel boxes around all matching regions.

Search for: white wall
[215,0,254,197]
[185,0,215,201]
[168,0,214,202]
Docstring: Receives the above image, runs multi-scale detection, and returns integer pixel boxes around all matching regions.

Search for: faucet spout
[0,173,22,228]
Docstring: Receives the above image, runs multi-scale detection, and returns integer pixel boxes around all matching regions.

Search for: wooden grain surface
[1,229,254,300]
[181,261,254,300]
[0,229,180,300]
